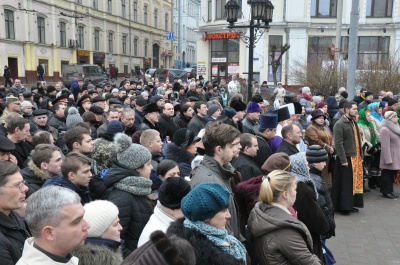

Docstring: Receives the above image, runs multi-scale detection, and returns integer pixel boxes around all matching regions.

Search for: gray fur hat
[114,133,152,170]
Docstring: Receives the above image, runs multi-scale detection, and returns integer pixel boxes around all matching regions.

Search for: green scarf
[357,108,377,146]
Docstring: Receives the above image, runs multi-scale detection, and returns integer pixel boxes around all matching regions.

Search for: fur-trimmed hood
[73,241,123,265]
[21,161,51,184]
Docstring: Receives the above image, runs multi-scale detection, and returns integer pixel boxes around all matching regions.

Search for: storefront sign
[211,58,227,63]
[93,53,105,59]
[228,63,239,75]
[197,63,206,75]
[77,50,90,57]
[203,32,240,41]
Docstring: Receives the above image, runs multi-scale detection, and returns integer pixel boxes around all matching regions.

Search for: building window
[144,39,148,57]
[121,0,126,18]
[208,0,212,21]
[308,36,336,62]
[5,9,15,39]
[93,0,98,9]
[37,17,46,44]
[108,32,113,53]
[133,1,138,22]
[154,9,158,28]
[216,0,224,20]
[366,0,393,17]
[77,0,82,4]
[165,13,168,31]
[311,0,337,17]
[60,22,66,47]
[358,36,390,67]
[134,38,138,56]
[144,5,148,24]
[78,26,84,49]
[94,29,100,51]
[210,38,239,82]
[122,35,127,54]
[108,0,112,14]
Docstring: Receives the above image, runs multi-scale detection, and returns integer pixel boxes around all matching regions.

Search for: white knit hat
[83,200,119,237]
[21,100,33,109]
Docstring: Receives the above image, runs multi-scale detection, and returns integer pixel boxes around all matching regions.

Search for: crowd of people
[0,74,399,265]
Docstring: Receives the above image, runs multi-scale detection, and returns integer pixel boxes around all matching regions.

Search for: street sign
[166,32,174,40]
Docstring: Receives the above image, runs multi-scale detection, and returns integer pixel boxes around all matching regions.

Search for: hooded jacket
[21,161,52,198]
[103,161,153,258]
[190,155,241,240]
[73,237,123,265]
[248,203,322,265]
[43,176,91,205]
[164,143,195,178]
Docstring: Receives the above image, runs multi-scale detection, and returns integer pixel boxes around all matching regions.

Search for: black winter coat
[0,211,31,265]
[309,166,336,239]
[134,109,145,129]
[231,152,262,182]
[20,161,52,198]
[138,117,159,132]
[294,181,330,261]
[187,114,206,136]
[104,162,153,258]
[174,113,191,128]
[157,114,179,139]
[276,140,299,156]
[167,218,245,265]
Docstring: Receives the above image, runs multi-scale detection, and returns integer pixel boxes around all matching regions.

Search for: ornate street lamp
[225,0,274,102]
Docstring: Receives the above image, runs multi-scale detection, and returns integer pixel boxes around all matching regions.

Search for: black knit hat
[251,95,263,103]
[338,99,347,108]
[365,91,373,98]
[306,145,328,163]
[340,91,348,99]
[387,98,397,107]
[158,177,191,209]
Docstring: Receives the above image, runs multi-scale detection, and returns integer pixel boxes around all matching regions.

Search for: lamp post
[225,0,274,102]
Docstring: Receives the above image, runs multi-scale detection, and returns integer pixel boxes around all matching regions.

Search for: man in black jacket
[276,124,301,156]
[157,103,179,139]
[0,161,31,264]
[231,133,262,181]
[187,101,208,135]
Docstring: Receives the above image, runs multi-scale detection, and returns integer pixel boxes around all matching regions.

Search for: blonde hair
[259,170,296,203]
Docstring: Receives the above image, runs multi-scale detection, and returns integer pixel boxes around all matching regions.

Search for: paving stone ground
[327,184,400,265]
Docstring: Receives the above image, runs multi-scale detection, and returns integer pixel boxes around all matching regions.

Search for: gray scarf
[289,153,318,199]
[114,176,152,196]
[381,119,400,136]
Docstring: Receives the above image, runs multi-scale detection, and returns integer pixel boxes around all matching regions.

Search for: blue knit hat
[107,120,123,134]
[221,107,237,119]
[247,101,261,113]
[181,182,230,222]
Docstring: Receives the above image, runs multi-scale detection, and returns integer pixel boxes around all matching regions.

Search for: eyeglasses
[3,180,27,191]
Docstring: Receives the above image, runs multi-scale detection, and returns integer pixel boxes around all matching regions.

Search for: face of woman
[101,217,122,242]
[185,142,198,155]
[390,116,398,124]
[322,105,328,113]
[314,116,325,125]
[136,160,153,178]
[161,166,180,180]
[365,112,372,122]
[207,208,231,230]
[285,180,297,208]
